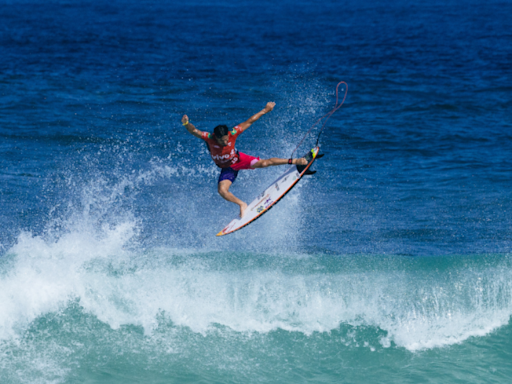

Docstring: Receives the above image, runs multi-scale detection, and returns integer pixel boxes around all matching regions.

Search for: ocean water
[1,0,512,382]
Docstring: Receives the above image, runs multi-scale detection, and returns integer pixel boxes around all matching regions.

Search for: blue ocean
[1,0,512,382]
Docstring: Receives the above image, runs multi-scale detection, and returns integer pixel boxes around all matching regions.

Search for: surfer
[182,102,307,218]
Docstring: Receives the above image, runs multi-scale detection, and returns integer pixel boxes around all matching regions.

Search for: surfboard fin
[296,149,315,174]
[304,151,322,174]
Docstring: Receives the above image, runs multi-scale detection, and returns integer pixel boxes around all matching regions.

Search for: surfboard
[216,147,321,236]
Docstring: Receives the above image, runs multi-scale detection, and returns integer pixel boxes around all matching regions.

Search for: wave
[2,218,512,353]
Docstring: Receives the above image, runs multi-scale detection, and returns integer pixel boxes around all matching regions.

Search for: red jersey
[201,125,243,168]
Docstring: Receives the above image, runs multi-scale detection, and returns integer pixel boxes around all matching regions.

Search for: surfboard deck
[216,146,320,237]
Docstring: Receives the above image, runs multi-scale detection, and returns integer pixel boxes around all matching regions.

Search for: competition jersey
[201,125,243,168]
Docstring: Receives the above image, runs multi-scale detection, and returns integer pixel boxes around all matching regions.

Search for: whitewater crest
[2,222,512,353]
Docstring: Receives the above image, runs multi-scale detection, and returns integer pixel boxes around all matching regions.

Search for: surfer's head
[213,125,230,146]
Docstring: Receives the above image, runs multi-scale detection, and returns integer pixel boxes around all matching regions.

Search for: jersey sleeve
[201,131,211,141]
[229,125,243,137]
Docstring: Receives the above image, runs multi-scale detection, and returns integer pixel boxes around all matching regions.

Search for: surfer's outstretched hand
[181,115,189,125]
[265,102,276,112]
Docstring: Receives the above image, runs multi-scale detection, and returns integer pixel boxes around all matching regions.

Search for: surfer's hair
[214,125,229,138]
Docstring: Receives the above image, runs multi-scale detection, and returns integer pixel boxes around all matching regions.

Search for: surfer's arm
[181,115,203,139]
[238,102,275,132]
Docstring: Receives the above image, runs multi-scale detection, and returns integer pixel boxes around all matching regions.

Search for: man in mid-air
[182,102,307,218]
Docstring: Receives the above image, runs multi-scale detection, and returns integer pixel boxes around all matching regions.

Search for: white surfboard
[216,147,320,236]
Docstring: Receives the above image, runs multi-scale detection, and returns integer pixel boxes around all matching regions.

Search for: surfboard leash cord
[290,81,348,158]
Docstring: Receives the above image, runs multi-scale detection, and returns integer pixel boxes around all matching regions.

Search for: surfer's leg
[251,157,307,168]
[231,152,306,170]
[218,180,248,218]
[218,167,248,218]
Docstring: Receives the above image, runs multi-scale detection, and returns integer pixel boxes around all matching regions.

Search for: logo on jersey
[212,154,231,160]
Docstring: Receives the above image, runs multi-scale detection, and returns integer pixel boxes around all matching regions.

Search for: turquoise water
[2,245,512,382]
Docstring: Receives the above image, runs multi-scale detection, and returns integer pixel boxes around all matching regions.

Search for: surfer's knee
[218,180,232,196]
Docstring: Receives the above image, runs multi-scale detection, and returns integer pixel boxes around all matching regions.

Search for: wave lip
[0,222,135,341]
[2,225,512,354]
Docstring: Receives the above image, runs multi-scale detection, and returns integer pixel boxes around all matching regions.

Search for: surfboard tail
[296,147,319,174]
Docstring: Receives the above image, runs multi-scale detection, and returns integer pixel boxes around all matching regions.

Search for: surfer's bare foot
[239,202,248,218]
[293,158,308,166]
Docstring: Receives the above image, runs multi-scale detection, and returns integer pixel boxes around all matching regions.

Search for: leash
[290,81,348,158]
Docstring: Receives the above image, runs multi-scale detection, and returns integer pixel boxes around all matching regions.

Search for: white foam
[2,225,512,353]
[0,222,135,340]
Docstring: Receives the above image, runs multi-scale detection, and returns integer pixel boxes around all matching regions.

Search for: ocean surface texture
[1,0,512,383]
